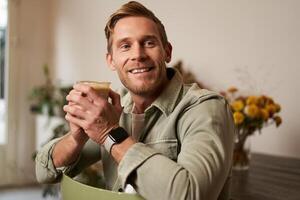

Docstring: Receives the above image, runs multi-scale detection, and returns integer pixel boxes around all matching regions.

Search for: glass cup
[77,81,111,99]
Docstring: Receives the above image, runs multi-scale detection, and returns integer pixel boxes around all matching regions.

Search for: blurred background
[0,0,299,199]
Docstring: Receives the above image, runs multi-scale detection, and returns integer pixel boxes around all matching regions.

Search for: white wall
[50,0,300,158]
[51,0,122,88]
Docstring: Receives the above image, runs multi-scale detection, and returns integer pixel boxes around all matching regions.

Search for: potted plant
[29,64,72,150]
[29,64,59,116]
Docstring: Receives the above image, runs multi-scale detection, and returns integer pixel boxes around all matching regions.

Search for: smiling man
[106,15,172,113]
[35,1,235,200]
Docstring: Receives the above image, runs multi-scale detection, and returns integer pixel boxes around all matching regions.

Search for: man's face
[106,16,172,97]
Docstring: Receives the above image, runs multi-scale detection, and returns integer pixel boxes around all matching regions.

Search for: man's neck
[131,94,157,114]
[129,68,175,114]
[131,80,170,114]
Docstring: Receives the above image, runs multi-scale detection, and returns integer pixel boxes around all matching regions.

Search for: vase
[233,135,251,170]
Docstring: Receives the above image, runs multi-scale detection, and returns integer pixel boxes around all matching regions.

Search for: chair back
[61,174,144,200]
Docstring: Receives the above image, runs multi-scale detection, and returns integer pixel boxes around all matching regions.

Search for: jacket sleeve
[35,138,102,184]
[117,98,235,200]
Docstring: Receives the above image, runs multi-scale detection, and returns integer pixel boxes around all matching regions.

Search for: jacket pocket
[146,139,178,160]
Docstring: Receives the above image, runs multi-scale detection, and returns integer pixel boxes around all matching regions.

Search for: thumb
[109,89,123,112]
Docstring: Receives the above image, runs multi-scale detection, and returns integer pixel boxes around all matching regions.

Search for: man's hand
[63,84,123,145]
[66,101,89,144]
[52,91,89,168]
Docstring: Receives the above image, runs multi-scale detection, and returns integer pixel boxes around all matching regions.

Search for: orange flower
[274,103,281,112]
[260,108,269,121]
[265,104,276,116]
[273,116,282,127]
[231,100,244,112]
[223,87,282,132]
[266,97,274,105]
[228,87,238,93]
[246,96,257,105]
[256,96,266,107]
[233,112,244,125]
[245,104,260,118]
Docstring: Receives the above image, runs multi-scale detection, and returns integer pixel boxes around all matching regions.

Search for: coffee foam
[79,81,111,97]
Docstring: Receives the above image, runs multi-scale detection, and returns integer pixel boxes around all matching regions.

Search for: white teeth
[130,68,151,74]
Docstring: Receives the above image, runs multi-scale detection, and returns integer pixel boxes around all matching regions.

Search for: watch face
[109,127,129,143]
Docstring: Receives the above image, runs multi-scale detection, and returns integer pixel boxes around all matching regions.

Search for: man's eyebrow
[115,37,131,46]
[143,35,159,41]
[115,35,159,45]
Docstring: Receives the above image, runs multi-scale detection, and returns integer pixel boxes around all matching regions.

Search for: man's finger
[73,83,100,101]
[109,89,122,110]
[63,105,87,120]
[66,92,94,109]
[69,89,83,97]
[65,113,86,128]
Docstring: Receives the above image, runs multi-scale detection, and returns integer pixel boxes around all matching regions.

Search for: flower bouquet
[222,87,282,170]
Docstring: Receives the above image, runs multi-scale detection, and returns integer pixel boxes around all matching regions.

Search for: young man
[35,1,235,200]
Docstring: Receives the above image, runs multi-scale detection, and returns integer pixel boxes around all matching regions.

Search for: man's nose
[131,44,147,61]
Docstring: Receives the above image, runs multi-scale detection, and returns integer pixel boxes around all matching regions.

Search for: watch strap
[104,135,116,154]
[103,127,129,153]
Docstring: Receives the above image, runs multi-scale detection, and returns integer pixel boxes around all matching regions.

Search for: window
[0,0,7,144]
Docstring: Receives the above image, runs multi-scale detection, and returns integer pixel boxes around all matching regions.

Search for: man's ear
[106,53,116,71]
[165,42,173,63]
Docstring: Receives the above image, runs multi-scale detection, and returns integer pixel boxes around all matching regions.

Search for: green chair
[61,174,144,200]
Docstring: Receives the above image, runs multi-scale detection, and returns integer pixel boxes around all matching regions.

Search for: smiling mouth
[129,67,154,74]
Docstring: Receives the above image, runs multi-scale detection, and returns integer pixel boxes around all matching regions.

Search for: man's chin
[127,83,157,96]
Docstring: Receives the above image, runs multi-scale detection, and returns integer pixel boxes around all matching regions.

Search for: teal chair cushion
[61,174,144,200]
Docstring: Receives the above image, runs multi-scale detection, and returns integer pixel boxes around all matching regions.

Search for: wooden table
[231,153,300,200]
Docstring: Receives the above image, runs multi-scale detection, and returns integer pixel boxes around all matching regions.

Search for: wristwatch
[104,127,129,153]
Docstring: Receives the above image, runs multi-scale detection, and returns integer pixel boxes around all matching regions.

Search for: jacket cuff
[36,137,81,176]
[36,138,62,178]
[118,143,161,188]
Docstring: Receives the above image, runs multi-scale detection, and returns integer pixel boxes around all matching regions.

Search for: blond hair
[104,1,168,52]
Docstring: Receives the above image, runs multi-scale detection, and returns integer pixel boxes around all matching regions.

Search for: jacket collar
[121,68,183,116]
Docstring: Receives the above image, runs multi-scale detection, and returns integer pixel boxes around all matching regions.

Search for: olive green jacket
[35,68,235,200]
